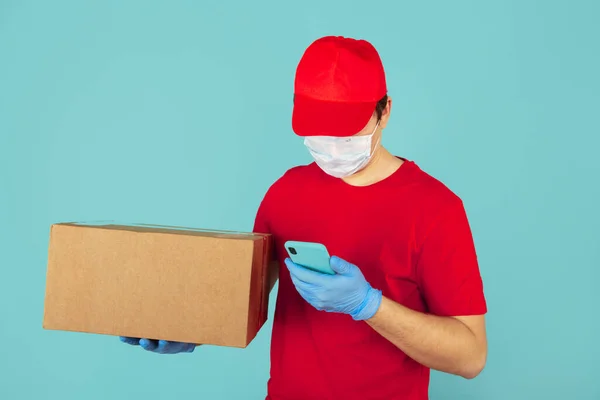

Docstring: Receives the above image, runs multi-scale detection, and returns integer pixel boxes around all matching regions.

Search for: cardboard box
[42,223,272,348]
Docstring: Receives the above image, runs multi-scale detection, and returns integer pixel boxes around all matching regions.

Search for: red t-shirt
[253,159,487,400]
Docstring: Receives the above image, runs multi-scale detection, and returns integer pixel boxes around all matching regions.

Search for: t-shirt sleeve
[253,178,279,235]
[416,199,487,317]
[253,193,271,234]
[253,185,277,270]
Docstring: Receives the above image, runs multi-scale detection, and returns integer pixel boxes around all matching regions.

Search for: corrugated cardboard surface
[43,223,271,348]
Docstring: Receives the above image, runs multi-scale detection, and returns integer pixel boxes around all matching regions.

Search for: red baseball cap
[292,36,387,137]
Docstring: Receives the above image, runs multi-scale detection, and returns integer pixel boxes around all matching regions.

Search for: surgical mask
[304,122,380,178]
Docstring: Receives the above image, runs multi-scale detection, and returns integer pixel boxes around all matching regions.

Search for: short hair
[375,94,389,121]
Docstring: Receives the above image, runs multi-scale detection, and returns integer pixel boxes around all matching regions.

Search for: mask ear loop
[369,120,381,155]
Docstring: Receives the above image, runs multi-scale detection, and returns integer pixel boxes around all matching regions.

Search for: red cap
[292,36,387,137]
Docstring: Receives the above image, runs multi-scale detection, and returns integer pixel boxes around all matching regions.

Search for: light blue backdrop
[1,1,598,399]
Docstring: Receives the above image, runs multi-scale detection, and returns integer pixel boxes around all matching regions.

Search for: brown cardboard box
[42,222,272,348]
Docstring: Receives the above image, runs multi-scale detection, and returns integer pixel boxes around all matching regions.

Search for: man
[121,36,488,399]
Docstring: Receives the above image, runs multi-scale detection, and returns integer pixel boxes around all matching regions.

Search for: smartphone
[284,240,335,275]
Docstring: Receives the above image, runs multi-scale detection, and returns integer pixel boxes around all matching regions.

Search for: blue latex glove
[285,255,382,321]
[119,337,196,354]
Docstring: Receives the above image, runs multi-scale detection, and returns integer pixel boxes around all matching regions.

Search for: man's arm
[362,198,488,378]
[366,296,487,379]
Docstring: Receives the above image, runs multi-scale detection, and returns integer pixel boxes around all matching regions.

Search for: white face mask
[304,122,380,178]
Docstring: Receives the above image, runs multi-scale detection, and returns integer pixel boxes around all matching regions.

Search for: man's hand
[285,256,382,321]
[120,337,197,354]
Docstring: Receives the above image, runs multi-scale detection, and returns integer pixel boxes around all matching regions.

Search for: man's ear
[379,96,392,129]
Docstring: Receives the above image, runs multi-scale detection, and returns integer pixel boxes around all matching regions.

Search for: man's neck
[342,147,404,187]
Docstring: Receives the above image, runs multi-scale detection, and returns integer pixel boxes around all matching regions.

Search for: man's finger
[329,256,355,275]
[139,338,158,351]
[290,273,318,294]
[120,336,140,346]
[156,340,170,353]
[285,258,331,284]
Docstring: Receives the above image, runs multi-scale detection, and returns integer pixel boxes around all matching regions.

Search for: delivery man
[121,36,488,399]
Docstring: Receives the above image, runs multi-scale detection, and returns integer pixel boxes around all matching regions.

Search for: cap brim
[292,94,377,137]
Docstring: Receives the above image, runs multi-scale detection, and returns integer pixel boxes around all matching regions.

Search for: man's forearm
[366,296,487,379]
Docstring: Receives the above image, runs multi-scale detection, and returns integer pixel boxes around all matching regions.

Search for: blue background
[1,1,598,399]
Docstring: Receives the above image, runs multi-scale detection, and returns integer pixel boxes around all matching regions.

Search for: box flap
[57,222,267,240]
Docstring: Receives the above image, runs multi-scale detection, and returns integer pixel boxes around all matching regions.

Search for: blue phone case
[284,241,335,275]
